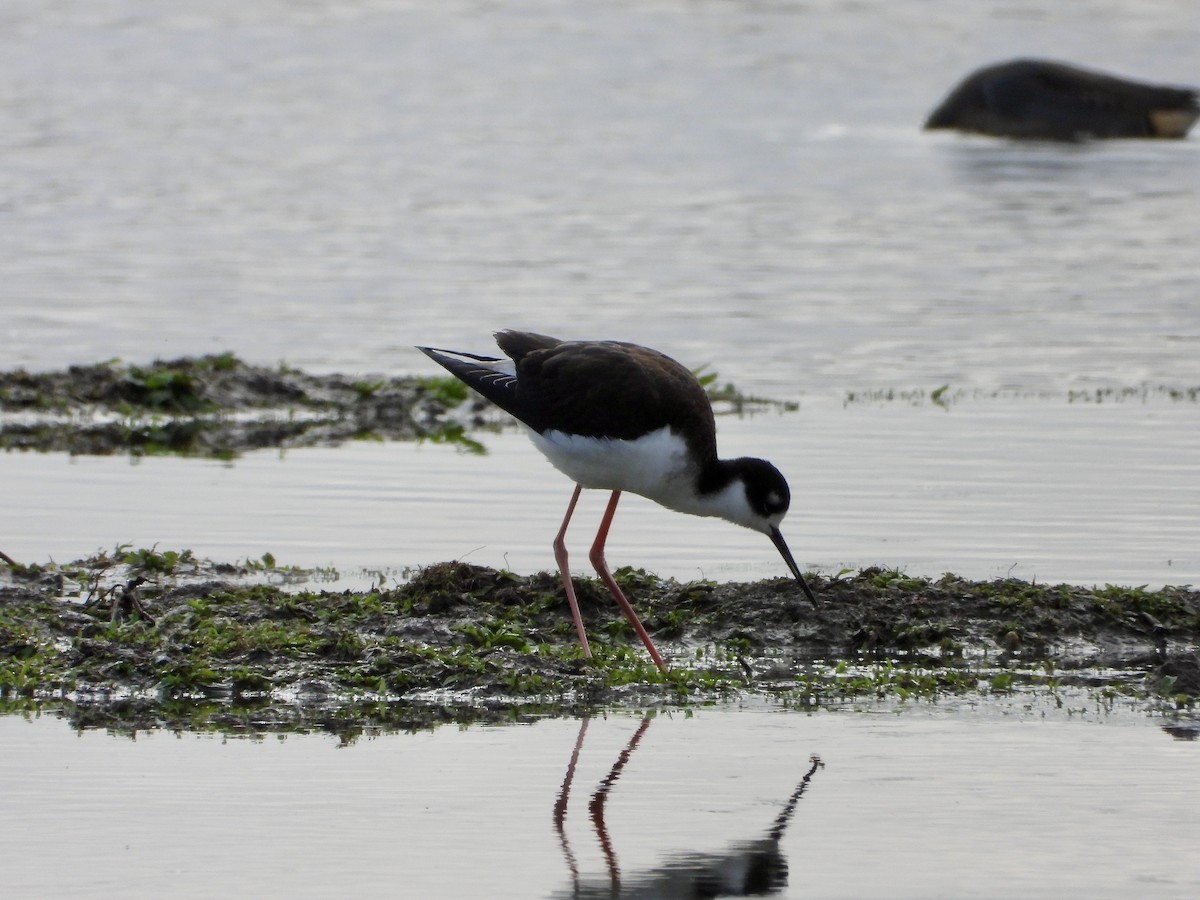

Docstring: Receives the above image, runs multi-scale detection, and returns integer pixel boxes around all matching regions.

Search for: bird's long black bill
[770,526,818,604]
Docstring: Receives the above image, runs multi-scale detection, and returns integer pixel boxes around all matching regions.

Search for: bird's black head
[735,457,792,522]
[731,457,817,603]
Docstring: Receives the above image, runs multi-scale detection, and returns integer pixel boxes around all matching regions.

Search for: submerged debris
[2,551,1197,735]
[924,58,1199,140]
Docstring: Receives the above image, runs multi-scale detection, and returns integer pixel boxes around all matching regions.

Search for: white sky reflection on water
[1,704,1197,899]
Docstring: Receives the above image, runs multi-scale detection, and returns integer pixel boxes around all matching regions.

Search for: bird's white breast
[526,426,762,529]
[528,426,695,505]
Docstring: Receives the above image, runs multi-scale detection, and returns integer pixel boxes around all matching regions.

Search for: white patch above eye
[766,490,783,507]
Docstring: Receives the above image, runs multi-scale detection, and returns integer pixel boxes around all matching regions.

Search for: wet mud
[0,354,487,456]
[2,552,1198,737]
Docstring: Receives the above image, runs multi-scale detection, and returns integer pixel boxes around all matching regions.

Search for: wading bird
[418,331,817,673]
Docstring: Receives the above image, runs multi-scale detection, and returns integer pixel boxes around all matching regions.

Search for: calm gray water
[2,4,1199,897]
[3,396,1199,589]
[2,703,1198,899]
[1,0,1196,395]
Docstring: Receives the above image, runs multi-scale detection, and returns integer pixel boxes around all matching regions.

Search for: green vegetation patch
[2,552,1198,735]
[0,356,489,457]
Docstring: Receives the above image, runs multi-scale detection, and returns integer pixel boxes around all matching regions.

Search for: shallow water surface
[2,703,1197,899]
[4,396,1198,590]
[1,1,1196,399]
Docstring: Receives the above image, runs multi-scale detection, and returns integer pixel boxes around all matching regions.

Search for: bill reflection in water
[551,715,825,898]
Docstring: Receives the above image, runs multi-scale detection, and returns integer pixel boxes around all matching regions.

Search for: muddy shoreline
[2,550,1198,736]
[0,353,491,456]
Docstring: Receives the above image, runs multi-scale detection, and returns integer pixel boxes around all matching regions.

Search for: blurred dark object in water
[924,58,1199,140]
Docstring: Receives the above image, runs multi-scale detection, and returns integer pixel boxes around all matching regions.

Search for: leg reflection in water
[552,715,824,898]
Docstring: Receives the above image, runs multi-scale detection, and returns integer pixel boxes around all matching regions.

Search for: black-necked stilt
[925,58,1199,140]
[418,330,817,673]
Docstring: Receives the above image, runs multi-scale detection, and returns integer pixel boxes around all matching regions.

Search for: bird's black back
[423,331,720,463]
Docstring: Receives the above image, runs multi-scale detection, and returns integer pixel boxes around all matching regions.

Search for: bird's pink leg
[589,491,668,673]
[554,484,592,657]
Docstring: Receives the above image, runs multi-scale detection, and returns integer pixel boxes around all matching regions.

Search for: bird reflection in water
[552,716,824,898]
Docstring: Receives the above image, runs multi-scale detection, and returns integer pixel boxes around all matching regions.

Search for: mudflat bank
[0,353,486,456]
[2,549,1197,735]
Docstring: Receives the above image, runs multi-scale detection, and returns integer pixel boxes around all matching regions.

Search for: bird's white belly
[527,426,700,511]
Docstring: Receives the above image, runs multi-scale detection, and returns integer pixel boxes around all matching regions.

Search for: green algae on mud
[843,383,1200,409]
[2,550,1198,735]
[0,354,490,456]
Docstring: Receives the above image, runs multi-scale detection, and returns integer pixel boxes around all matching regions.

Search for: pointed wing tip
[416,345,505,365]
